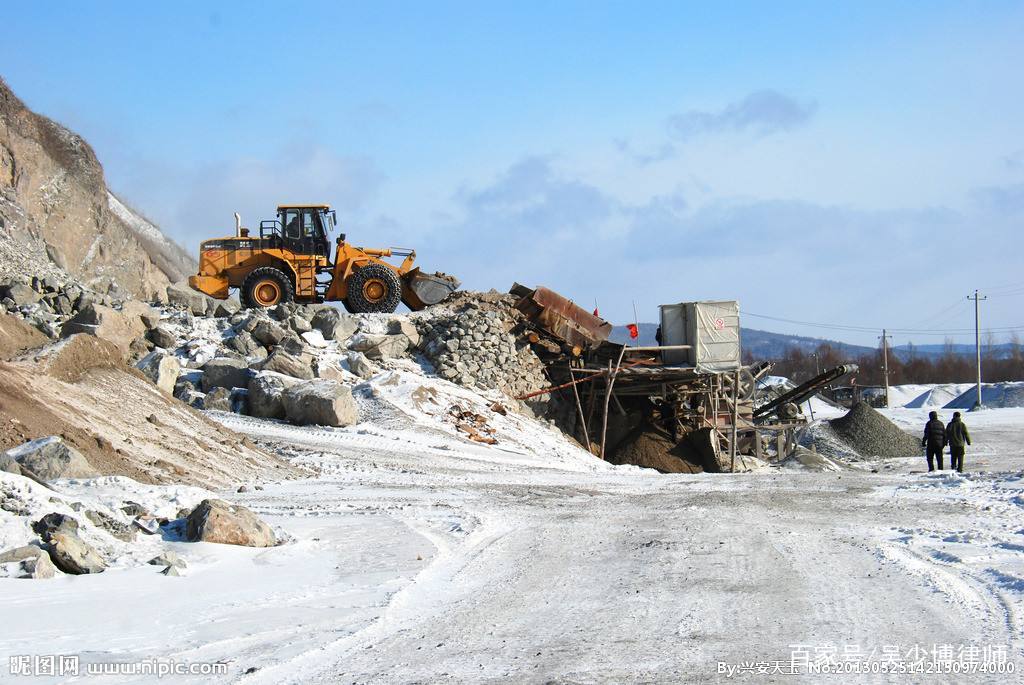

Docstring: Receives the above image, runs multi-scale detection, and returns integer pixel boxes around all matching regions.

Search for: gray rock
[310,308,359,341]
[201,357,251,391]
[388,319,421,347]
[283,379,359,427]
[346,351,377,380]
[121,501,148,517]
[230,388,250,414]
[2,283,40,306]
[53,295,74,316]
[6,437,98,481]
[226,330,260,356]
[148,551,187,568]
[136,351,181,394]
[0,544,50,563]
[252,319,287,346]
[203,387,233,411]
[247,373,298,419]
[259,350,314,380]
[186,499,276,547]
[348,332,386,352]
[214,298,242,318]
[0,546,58,579]
[48,531,106,574]
[84,510,136,542]
[128,335,154,361]
[300,329,328,348]
[139,310,161,330]
[0,454,22,476]
[20,552,57,579]
[234,313,261,333]
[276,334,306,356]
[355,333,410,361]
[289,315,312,334]
[45,243,68,270]
[148,326,177,349]
[167,281,212,316]
[61,302,148,352]
[314,360,346,382]
[269,304,293,322]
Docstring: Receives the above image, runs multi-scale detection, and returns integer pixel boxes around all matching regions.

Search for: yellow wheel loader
[187,204,459,313]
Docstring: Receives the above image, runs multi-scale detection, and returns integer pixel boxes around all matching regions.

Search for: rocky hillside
[0,77,193,301]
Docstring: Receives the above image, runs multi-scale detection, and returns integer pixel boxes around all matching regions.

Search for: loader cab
[265,205,335,258]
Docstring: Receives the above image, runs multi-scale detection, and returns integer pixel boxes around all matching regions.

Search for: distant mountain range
[609,324,1018,361]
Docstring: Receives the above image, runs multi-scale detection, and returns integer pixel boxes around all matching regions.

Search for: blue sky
[4,1,1023,346]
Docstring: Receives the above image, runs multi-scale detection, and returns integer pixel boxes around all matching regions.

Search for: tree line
[746,335,1024,386]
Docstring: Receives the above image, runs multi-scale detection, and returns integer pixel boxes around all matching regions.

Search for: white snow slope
[1,375,1022,683]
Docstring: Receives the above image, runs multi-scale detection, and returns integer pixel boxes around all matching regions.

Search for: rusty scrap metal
[510,283,612,351]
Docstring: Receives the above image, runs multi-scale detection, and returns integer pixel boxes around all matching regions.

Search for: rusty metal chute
[509,283,612,352]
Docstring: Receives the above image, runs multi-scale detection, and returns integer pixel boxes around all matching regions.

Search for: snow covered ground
[1,381,1022,682]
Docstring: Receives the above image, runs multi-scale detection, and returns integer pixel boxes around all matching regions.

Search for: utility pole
[968,289,987,409]
[879,329,892,408]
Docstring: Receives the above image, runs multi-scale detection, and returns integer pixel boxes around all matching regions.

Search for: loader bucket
[401,268,460,310]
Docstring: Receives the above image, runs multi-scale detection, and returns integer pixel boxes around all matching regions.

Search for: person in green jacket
[945,411,972,473]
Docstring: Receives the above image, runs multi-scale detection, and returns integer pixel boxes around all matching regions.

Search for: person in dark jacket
[922,411,946,471]
[945,412,972,473]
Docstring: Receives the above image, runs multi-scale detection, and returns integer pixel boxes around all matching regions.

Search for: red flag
[627,323,639,340]
[593,308,599,317]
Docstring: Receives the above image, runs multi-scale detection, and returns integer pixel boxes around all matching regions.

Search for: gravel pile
[416,293,549,399]
[827,402,921,459]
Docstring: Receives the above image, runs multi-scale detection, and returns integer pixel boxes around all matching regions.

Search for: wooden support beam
[599,346,627,460]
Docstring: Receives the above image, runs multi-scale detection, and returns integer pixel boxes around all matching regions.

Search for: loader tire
[345,263,401,314]
[241,267,294,309]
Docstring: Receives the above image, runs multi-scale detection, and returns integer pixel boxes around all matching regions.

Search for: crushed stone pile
[414,292,549,400]
[826,402,921,459]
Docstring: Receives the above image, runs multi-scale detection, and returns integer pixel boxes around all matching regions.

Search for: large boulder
[350,333,411,360]
[60,303,148,353]
[276,334,306,356]
[202,386,233,412]
[310,308,359,341]
[47,531,106,574]
[258,349,314,380]
[167,281,213,316]
[300,329,328,348]
[147,326,177,349]
[0,545,56,579]
[201,357,251,391]
[136,351,181,394]
[282,379,359,427]
[248,373,299,419]
[289,315,312,334]
[388,319,421,347]
[252,319,287,347]
[346,351,377,380]
[0,283,40,306]
[5,437,99,480]
[32,512,80,541]
[226,330,265,357]
[214,298,242,318]
[186,499,276,547]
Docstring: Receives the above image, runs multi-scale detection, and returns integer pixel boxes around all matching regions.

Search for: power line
[740,311,1024,337]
